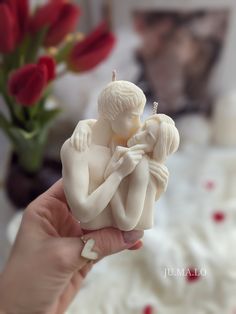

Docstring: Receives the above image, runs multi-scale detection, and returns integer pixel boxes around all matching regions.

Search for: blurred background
[1,0,236,313]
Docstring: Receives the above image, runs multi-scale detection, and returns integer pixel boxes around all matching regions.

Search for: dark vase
[5,153,62,209]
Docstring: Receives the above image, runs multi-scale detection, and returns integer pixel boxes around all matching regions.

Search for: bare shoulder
[61,139,88,164]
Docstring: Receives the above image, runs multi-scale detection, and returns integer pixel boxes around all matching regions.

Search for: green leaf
[0,112,11,130]
[38,108,61,127]
[56,40,74,64]
[26,27,48,63]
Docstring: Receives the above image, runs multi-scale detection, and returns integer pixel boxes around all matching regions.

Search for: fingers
[115,146,129,154]
[113,146,128,161]
[150,165,168,179]
[53,262,94,314]
[70,133,80,151]
[129,150,144,155]
[128,240,143,250]
[149,162,169,182]
[125,151,144,164]
[70,133,75,149]
[87,129,92,148]
[129,144,147,151]
[27,179,84,238]
[59,228,144,270]
[79,131,87,152]
[81,228,144,259]
[70,128,92,152]
[125,150,145,160]
[36,179,66,204]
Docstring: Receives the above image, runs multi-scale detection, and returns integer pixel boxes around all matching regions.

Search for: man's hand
[0,180,143,314]
[104,146,128,179]
[112,145,146,179]
[104,145,146,180]
[149,160,169,200]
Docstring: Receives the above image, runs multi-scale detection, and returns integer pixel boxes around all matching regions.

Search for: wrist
[112,170,124,182]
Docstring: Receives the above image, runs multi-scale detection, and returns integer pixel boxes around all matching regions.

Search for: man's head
[98,80,146,139]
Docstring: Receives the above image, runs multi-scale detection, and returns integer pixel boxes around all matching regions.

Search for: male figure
[61,80,146,230]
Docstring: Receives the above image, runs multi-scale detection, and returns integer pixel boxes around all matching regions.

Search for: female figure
[105,114,180,231]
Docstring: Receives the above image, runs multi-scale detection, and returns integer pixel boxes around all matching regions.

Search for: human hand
[149,160,169,189]
[70,120,93,152]
[149,160,169,200]
[114,145,146,179]
[104,146,128,179]
[0,180,143,314]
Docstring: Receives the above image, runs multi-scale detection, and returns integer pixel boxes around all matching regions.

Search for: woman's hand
[70,119,96,152]
[0,180,143,314]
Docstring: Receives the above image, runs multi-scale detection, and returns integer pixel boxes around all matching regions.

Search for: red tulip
[44,3,80,47]
[38,56,56,82]
[68,22,116,72]
[31,0,80,47]
[8,56,56,106]
[30,0,64,33]
[0,3,17,53]
[0,0,29,53]
[13,0,29,38]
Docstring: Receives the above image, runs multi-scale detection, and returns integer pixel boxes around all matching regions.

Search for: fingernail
[123,230,144,244]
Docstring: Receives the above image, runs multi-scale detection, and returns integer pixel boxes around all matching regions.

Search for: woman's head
[127,114,180,162]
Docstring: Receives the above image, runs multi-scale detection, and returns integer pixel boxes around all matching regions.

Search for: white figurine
[61,75,179,231]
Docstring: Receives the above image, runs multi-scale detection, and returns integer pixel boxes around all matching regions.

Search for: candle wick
[152,102,159,115]
[112,70,117,81]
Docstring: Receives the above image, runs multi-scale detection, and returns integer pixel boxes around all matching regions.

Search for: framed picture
[110,0,236,117]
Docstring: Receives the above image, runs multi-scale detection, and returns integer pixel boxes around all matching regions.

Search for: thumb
[60,228,143,270]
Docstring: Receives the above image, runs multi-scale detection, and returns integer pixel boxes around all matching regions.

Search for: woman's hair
[143,114,180,199]
[144,114,180,163]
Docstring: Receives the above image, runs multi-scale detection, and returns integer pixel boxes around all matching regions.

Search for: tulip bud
[68,22,116,73]
[14,0,29,40]
[31,1,80,47]
[0,3,17,53]
[8,56,56,106]
[30,0,64,33]
[44,3,80,47]
[38,56,56,82]
[0,0,29,53]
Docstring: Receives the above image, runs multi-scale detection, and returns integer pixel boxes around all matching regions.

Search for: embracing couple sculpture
[61,75,179,231]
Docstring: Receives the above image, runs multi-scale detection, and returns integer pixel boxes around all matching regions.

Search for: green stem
[26,27,48,63]
[17,141,45,173]
[14,128,49,174]
[0,113,16,145]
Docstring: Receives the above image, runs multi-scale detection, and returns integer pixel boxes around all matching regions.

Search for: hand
[0,180,143,314]
[115,145,146,179]
[104,146,128,179]
[70,121,92,152]
[149,160,169,188]
[149,160,169,200]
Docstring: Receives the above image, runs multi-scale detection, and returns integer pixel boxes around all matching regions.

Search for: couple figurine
[61,74,179,232]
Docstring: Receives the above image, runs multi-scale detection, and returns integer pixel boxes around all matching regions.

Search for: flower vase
[5,152,61,209]
[4,127,61,209]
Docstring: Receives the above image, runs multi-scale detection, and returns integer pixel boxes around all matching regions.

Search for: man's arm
[61,140,143,224]
[61,140,123,223]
